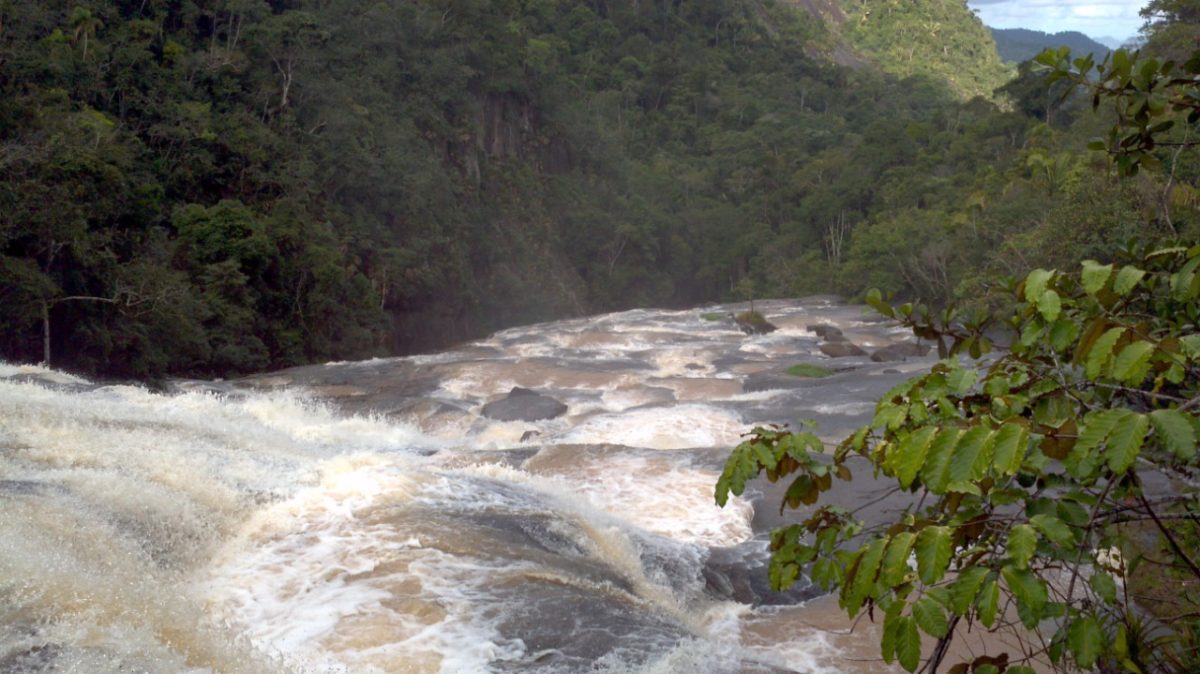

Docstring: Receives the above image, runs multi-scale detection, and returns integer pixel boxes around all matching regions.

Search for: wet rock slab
[482,387,569,421]
[870,341,932,362]
[703,541,822,606]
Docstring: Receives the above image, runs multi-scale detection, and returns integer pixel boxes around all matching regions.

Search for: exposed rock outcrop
[805,324,843,340]
[819,341,868,358]
[735,311,778,335]
[481,387,568,421]
[870,342,932,362]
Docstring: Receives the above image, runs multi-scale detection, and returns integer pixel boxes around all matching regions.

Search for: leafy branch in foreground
[717,245,1200,673]
[1036,45,1200,177]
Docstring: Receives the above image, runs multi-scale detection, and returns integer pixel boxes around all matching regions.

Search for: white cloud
[968,0,1148,40]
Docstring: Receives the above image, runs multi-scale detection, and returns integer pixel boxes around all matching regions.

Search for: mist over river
[1,298,940,673]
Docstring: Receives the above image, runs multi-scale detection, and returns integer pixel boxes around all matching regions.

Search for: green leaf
[947,367,977,395]
[1086,327,1126,379]
[977,577,1000,627]
[1058,500,1089,527]
[1111,340,1155,385]
[895,426,937,489]
[1181,334,1200,360]
[881,531,918,586]
[1090,570,1118,604]
[769,552,801,590]
[1068,615,1104,669]
[913,595,949,638]
[1002,565,1048,622]
[1107,412,1148,474]
[924,586,952,609]
[1008,524,1038,569]
[949,426,992,484]
[1006,667,1037,674]
[1076,408,1126,453]
[811,557,838,590]
[950,567,990,615]
[1030,514,1076,547]
[843,537,888,613]
[915,526,954,585]
[882,604,902,663]
[1037,289,1062,321]
[1150,409,1197,460]
[922,428,961,493]
[1171,255,1200,300]
[945,480,982,496]
[1112,265,1146,295]
[896,615,921,672]
[1024,268,1053,302]
[992,422,1028,476]
[1020,320,1045,348]
[1049,318,1080,352]
[875,403,908,431]
[1080,260,1113,294]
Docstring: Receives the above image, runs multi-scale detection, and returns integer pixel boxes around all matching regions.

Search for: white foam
[807,401,875,415]
[523,451,755,547]
[0,361,90,384]
[0,296,913,671]
[204,459,526,673]
[555,404,747,449]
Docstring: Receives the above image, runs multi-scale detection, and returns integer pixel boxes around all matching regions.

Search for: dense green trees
[989,28,1111,65]
[720,247,1200,674]
[717,32,1200,674]
[2,0,1195,377]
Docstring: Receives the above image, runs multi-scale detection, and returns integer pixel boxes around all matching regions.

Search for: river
[0,298,940,673]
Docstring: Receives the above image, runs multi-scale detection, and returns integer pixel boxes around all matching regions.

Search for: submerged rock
[734,311,778,335]
[482,387,568,421]
[702,543,822,606]
[0,643,62,674]
[819,342,867,358]
[870,342,931,362]
[743,373,809,392]
[805,323,843,341]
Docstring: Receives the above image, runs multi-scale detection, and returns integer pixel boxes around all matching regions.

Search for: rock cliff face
[458,93,576,186]
[786,0,1011,98]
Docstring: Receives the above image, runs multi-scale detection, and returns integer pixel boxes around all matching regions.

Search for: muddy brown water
[1,298,1027,673]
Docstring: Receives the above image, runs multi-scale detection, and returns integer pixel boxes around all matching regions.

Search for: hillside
[4,0,1181,379]
[829,0,1012,98]
[990,27,1111,63]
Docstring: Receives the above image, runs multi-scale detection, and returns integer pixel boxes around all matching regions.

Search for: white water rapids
[0,299,934,673]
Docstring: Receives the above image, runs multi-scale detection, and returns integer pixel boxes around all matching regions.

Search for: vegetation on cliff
[717,19,1200,671]
[990,28,1111,64]
[2,0,1198,380]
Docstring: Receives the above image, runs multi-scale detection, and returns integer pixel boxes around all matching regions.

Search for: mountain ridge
[990,27,1112,63]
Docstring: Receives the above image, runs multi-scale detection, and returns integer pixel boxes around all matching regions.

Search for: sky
[967,0,1148,42]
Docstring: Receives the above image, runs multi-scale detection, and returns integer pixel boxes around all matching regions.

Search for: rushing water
[0,298,937,673]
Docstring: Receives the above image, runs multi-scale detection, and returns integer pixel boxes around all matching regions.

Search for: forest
[989,27,1112,64]
[1,0,1196,378]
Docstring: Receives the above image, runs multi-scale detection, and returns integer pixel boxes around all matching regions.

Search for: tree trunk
[41,300,51,366]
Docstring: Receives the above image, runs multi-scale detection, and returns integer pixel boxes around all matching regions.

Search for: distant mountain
[1096,35,1127,50]
[819,0,1011,99]
[990,27,1111,63]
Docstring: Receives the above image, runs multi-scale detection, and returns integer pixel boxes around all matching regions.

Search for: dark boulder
[819,342,867,358]
[805,323,843,340]
[482,387,568,422]
[734,310,778,335]
[744,373,809,392]
[870,342,932,362]
[703,544,822,606]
